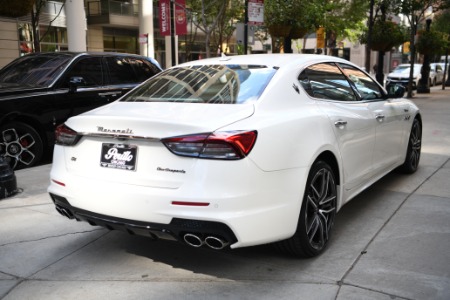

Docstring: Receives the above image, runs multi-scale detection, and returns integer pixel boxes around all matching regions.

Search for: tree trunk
[283,37,292,53]
[376,51,384,86]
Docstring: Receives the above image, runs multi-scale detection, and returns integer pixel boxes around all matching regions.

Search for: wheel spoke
[2,129,19,143]
[18,149,35,165]
[19,133,36,149]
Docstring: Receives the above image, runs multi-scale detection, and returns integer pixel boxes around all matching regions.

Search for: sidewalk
[1,87,449,300]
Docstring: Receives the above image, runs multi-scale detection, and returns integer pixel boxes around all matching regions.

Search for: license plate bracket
[100,143,137,171]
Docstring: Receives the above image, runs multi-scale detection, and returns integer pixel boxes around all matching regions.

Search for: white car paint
[48,54,421,256]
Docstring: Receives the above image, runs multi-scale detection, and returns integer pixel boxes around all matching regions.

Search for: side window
[105,57,138,84]
[130,58,161,82]
[338,63,384,100]
[61,57,103,88]
[298,63,357,101]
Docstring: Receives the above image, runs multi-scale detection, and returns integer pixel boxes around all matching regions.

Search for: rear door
[299,62,376,193]
[54,55,110,119]
[338,63,407,174]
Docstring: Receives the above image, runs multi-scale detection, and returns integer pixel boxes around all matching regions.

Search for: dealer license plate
[100,143,137,171]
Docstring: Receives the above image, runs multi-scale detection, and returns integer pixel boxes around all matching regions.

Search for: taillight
[162,130,257,160]
[55,124,81,146]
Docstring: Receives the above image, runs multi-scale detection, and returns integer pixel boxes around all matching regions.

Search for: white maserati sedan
[48,54,421,257]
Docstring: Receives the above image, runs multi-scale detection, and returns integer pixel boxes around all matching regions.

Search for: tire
[0,122,43,170]
[432,78,436,86]
[276,161,337,257]
[399,118,422,174]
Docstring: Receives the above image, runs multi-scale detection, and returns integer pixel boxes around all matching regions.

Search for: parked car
[386,63,422,89]
[430,63,444,86]
[48,54,421,257]
[0,52,162,169]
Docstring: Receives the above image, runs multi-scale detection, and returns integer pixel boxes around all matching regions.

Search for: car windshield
[0,54,72,88]
[392,66,410,73]
[121,64,277,104]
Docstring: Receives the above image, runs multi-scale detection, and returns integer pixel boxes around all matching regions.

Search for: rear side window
[105,57,138,84]
[60,57,103,88]
[298,63,356,101]
[122,64,276,104]
[131,58,161,81]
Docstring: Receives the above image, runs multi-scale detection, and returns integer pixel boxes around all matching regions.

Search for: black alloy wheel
[399,118,422,174]
[276,160,337,257]
[0,122,43,170]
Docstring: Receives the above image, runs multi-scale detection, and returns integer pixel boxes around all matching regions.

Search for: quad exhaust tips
[183,233,229,250]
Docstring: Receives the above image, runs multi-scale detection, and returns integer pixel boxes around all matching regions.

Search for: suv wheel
[0,122,43,170]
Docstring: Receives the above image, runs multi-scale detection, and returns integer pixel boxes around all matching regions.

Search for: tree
[30,0,66,52]
[211,0,244,55]
[264,0,369,53]
[432,9,450,87]
[360,1,409,85]
[187,0,227,58]
[396,0,450,97]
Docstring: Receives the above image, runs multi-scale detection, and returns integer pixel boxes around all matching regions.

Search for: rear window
[121,64,276,104]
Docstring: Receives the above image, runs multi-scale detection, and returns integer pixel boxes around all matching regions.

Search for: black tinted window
[0,54,71,87]
[105,57,138,84]
[61,57,103,87]
[298,63,356,101]
[131,58,161,81]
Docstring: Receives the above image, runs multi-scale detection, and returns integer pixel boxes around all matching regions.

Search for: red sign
[175,0,187,35]
[158,0,187,36]
[248,0,264,26]
[159,0,170,36]
[139,34,148,44]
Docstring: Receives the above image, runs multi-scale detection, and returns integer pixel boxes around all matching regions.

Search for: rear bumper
[48,164,307,249]
[50,192,238,248]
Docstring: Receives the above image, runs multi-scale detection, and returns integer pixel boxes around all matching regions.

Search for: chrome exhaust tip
[183,233,204,248]
[55,205,74,219]
[204,236,229,250]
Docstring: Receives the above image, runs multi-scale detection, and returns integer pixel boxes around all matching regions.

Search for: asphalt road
[1,86,449,300]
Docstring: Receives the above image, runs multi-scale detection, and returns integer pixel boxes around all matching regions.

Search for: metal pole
[170,0,176,66]
[244,0,248,55]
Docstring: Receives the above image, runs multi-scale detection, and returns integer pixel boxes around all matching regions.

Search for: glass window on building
[40,26,68,52]
[103,28,138,54]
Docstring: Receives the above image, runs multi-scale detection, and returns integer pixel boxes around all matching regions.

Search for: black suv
[0,52,162,169]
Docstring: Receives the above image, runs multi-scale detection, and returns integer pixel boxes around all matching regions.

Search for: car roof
[17,51,154,59]
[175,54,354,70]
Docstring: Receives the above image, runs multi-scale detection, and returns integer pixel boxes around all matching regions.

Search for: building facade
[1,0,388,74]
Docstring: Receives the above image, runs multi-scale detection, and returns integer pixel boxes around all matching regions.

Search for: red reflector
[171,201,210,207]
[52,179,66,187]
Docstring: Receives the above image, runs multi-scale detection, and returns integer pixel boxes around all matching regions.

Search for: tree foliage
[264,0,369,53]
[187,0,243,58]
[360,19,409,52]
[0,0,35,18]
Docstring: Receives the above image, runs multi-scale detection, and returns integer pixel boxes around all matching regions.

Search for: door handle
[375,114,385,122]
[334,120,347,127]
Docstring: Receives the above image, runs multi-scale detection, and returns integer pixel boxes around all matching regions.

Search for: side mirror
[69,76,86,93]
[387,84,406,98]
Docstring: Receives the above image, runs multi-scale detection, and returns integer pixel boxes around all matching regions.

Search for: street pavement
[1,86,449,300]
